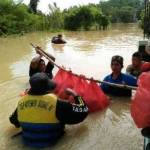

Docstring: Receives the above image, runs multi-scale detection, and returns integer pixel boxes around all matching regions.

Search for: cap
[29,73,56,95]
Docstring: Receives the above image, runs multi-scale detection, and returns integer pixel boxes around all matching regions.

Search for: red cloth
[54,69,78,100]
[53,69,68,93]
[73,76,89,97]
[83,80,110,112]
[131,72,150,128]
[53,69,110,112]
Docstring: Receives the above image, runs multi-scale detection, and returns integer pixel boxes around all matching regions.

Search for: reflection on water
[51,44,65,52]
[0,24,144,150]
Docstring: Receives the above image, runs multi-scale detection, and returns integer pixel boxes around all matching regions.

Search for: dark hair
[58,34,62,37]
[132,52,142,59]
[111,55,123,67]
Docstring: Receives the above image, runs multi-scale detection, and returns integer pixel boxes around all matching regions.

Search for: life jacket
[17,94,64,148]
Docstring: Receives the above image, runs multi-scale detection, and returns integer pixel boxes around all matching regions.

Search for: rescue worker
[9,73,88,148]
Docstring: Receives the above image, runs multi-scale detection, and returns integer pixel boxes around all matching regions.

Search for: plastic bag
[83,80,110,112]
[54,69,78,100]
[131,72,150,128]
[54,69,110,112]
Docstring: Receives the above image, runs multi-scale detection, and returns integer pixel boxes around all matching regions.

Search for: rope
[30,43,137,90]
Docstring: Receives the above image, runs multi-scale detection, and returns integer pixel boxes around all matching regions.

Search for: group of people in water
[9,45,88,148]
[101,51,150,96]
[9,39,150,148]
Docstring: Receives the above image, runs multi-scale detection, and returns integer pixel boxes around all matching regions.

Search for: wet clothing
[100,73,137,96]
[9,94,88,148]
[29,61,54,79]
[126,64,142,78]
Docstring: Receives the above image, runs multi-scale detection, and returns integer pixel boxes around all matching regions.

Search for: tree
[47,3,64,30]
[99,0,144,23]
[29,0,39,14]
[64,5,109,30]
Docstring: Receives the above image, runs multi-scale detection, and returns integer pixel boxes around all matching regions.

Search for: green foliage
[0,0,44,35]
[47,3,64,30]
[0,0,144,36]
[64,5,109,31]
[100,0,144,23]
[118,6,135,23]
[64,6,81,30]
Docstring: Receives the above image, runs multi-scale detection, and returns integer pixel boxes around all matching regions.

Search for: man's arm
[9,108,20,128]
[35,46,55,62]
[56,89,88,124]
[45,53,55,78]
[30,48,44,70]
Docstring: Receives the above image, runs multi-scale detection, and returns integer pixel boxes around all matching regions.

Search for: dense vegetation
[63,4,109,30]
[0,0,144,36]
[100,0,144,23]
[140,0,150,38]
[0,0,45,35]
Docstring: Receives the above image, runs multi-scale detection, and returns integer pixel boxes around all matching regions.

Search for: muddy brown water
[0,23,144,150]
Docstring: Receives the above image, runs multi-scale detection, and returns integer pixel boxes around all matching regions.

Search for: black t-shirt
[56,96,89,124]
[29,61,54,79]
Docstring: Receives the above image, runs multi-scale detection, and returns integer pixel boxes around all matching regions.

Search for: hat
[29,73,56,95]
[111,55,123,67]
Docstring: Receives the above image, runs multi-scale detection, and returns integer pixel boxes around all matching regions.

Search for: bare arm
[35,46,55,62]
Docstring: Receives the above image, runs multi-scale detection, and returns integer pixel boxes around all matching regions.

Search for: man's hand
[65,88,78,97]
[36,48,43,56]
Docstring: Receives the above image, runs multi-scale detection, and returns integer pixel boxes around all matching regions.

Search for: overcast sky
[23,0,102,13]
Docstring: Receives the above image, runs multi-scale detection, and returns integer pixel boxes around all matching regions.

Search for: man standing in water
[126,52,144,78]
[101,55,137,96]
[29,47,55,79]
[9,73,88,148]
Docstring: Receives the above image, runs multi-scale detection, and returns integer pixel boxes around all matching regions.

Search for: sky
[22,0,103,14]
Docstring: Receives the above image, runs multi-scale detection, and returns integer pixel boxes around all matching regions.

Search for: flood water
[0,23,144,150]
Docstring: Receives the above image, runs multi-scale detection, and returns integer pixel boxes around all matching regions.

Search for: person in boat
[29,47,55,79]
[126,52,144,78]
[100,55,137,96]
[51,34,66,44]
[9,73,88,148]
